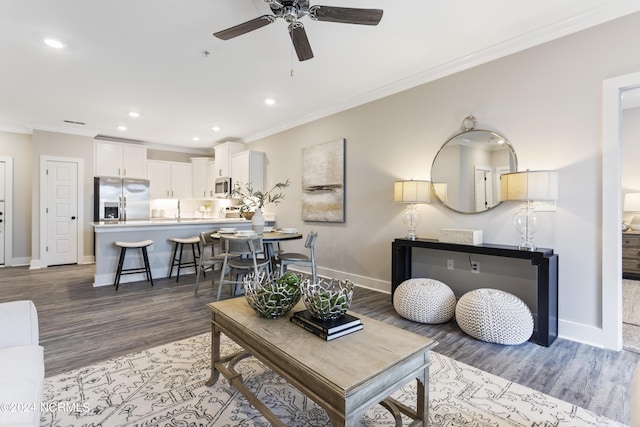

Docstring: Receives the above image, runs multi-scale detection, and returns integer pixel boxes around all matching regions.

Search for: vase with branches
[232,179,291,213]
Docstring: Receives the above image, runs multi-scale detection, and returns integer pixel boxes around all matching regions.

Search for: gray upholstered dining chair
[277,231,318,283]
[217,236,271,301]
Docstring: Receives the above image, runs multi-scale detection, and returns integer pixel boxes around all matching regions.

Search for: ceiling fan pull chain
[290,44,295,77]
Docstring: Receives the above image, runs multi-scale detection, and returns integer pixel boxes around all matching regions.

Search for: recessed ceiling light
[264,98,276,106]
[44,38,65,49]
[128,111,140,118]
[193,137,200,141]
[117,125,127,131]
[211,126,221,132]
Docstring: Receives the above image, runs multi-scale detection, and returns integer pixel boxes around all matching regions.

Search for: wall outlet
[471,261,480,273]
[447,259,454,270]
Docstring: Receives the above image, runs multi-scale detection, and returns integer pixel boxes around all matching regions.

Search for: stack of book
[290,310,363,341]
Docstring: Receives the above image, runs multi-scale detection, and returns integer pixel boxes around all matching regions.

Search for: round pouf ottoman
[455,288,533,345]
[393,278,457,324]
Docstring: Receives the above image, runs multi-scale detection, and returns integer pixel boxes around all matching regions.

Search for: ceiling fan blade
[309,6,383,26]
[288,22,314,61]
[214,15,276,40]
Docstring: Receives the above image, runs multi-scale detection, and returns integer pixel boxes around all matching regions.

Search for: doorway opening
[602,71,640,351]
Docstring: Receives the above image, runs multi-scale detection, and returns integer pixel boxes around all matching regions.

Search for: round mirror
[430,125,517,214]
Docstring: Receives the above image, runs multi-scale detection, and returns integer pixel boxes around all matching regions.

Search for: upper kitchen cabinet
[213,141,244,178]
[231,150,264,192]
[95,141,147,179]
[191,157,214,199]
[148,160,192,199]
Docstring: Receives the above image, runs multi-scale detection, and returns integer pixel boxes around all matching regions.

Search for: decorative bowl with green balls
[301,278,354,320]
[244,272,302,319]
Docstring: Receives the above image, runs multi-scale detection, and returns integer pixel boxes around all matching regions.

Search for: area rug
[41,333,623,427]
[623,279,640,353]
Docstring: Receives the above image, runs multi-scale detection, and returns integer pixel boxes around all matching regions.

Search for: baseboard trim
[29,259,47,269]
[7,257,30,267]
[81,255,95,264]
[558,319,607,349]
[284,266,391,294]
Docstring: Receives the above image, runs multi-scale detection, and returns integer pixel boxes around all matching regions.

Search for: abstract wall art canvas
[302,138,345,222]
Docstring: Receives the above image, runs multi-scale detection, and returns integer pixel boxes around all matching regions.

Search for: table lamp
[500,170,558,251]
[624,193,640,230]
[394,180,430,240]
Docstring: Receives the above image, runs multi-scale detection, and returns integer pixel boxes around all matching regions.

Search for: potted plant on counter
[232,179,290,233]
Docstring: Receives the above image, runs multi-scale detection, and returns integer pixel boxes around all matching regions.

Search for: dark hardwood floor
[0,263,637,424]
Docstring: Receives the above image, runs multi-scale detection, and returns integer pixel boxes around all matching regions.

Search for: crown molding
[245,2,640,142]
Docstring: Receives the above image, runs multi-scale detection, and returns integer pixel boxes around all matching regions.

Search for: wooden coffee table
[207,298,437,426]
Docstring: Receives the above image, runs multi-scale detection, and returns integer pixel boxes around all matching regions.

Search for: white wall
[248,11,640,347]
[0,131,32,263]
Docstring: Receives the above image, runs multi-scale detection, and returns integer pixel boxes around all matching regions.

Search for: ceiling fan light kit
[214,0,383,61]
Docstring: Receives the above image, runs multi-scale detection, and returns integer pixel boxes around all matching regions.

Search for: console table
[391,238,558,347]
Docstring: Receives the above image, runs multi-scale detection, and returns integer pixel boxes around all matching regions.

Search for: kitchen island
[92,218,275,287]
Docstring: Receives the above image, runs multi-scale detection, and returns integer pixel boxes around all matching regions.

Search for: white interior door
[474,166,493,210]
[47,160,78,265]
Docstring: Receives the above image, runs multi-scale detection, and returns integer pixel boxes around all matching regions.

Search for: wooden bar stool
[113,240,154,291]
[168,236,201,282]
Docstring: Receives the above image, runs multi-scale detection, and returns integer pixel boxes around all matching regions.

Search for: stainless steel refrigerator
[94,177,150,222]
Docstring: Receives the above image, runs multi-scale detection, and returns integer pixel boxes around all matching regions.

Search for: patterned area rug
[42,333,623,427]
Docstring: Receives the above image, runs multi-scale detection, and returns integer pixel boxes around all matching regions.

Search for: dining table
[210,230,303,271]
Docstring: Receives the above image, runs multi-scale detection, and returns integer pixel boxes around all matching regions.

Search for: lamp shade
[501,170,558,202]
[394,180,430,203]
[624,193,640,212]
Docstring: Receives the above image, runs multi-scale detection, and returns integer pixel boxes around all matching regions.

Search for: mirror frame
[430,125,518,214]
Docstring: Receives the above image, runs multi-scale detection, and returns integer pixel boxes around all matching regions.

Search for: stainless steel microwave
[214,177,232,197]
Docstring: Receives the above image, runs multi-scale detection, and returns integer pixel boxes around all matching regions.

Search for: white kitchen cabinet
[206,160,216,197]
[231,150,264,192]
[191,157,213,199]
[95,141,147,179]
[148,160,192,199]
[213,142,244,178]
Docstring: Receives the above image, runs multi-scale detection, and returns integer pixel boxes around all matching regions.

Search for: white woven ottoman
[393,278,457,324]
[455,288,533,345]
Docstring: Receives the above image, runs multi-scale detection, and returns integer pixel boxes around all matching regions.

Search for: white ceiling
[2,1,639,151]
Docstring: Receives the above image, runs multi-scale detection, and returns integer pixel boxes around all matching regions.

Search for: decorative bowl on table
[244,273,302,319]
[301,278,354,321]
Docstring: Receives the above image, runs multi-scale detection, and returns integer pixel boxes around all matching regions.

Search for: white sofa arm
[0,300,39,348]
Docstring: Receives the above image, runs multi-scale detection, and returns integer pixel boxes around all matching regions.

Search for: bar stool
[113,240,154,291]
[168,236,201,282]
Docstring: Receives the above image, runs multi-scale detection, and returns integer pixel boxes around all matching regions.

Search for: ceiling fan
[214,0,384,61]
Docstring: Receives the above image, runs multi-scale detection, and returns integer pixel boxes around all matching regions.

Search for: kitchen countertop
[92,217,275,231]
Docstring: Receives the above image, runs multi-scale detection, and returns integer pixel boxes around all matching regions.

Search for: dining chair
[277,231,318,283]
[194,230,240,295]
[217,236,271,301]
